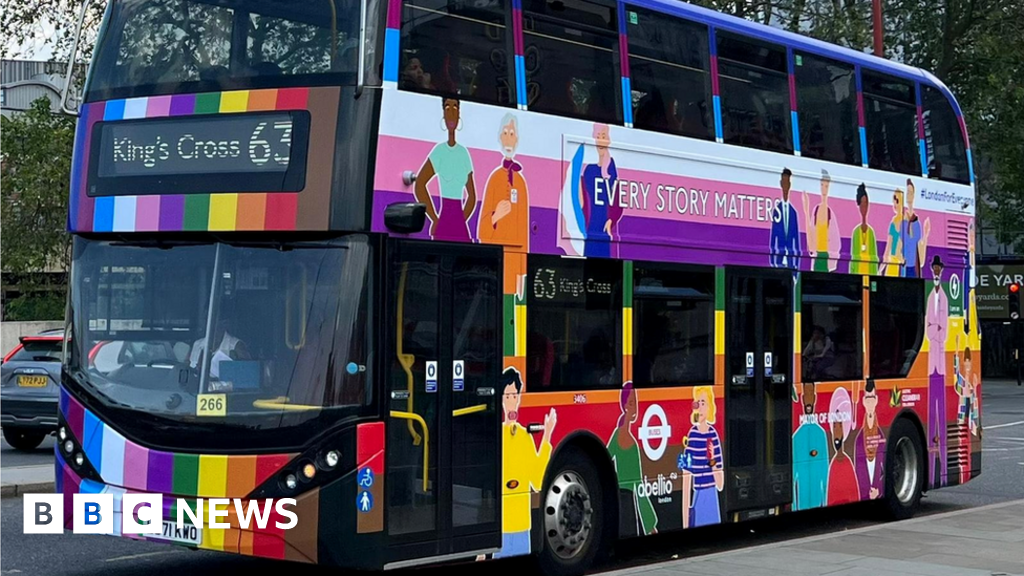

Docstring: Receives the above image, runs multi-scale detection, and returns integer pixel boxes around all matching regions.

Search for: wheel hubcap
[543,471,593,560]
[894,437,919,504]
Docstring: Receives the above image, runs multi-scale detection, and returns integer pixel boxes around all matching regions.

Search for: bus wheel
[882,418,924,520]
[537,450,604,576]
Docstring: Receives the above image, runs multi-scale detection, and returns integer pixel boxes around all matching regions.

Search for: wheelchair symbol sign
[358,467,374,488]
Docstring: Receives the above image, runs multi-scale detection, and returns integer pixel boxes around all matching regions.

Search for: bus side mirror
[384,202,427,234]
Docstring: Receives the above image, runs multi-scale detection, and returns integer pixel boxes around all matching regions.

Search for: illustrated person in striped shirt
[678,386,724,529]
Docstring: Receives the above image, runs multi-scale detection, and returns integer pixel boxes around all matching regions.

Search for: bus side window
[716,31,792,154]
[399,0,514,106]
[526,255,622,390]
[863,70,919,176]
[795,53,860,166]
[632,263,715,387]
[869,277,925,378]
[800,274,864,383]
[626,6,713,141]
[922,85,970,184]
[522,0,621,124]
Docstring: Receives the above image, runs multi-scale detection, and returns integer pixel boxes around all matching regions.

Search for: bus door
[725,269,793,518]
[385,241,502,564]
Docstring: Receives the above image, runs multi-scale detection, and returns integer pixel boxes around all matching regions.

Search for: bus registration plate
[153,521,202,546]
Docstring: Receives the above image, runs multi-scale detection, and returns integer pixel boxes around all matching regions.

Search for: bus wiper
[110,239,212,250]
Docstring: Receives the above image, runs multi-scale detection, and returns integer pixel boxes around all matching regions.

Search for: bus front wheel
[537,449,606,576]
[882,418,924,520]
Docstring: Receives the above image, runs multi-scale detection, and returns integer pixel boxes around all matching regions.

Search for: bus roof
[631,0,964,117]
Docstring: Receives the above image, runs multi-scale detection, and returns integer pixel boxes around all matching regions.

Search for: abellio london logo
[23,494,297,535]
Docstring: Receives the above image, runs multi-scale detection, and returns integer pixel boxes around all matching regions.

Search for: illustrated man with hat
[925,254,948,487]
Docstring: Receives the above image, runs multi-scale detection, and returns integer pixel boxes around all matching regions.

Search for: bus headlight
[323,450,340,469]
[301,462,316,481]
[283,474,298,491]
[64,440,75,454]
[75,453,85,467]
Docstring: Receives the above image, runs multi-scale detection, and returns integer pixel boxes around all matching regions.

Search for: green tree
[1,97,76,319]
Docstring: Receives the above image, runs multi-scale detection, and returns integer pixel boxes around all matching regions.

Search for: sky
[5,17,57,61]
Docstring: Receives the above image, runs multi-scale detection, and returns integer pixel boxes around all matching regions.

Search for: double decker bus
[58,0,980,574]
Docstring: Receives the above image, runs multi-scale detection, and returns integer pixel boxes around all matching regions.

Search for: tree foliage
[0,0,105,61]
[1,97,76,281]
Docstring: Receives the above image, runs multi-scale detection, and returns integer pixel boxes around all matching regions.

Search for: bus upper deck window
[521,0,622,124]
[716,31,792,155]
[626,7,713,141]
[922,85,970,184]
[399,0,515,106]
[795,53,859,166]
[863,70,920,176]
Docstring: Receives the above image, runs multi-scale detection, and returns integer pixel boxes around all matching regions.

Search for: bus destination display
[88,111,310,196]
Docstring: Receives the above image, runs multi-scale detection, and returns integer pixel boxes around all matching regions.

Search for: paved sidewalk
[0,465,54,497]
[604,499,1024,576]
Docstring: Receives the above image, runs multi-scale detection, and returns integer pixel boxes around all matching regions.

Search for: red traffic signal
[1011,283,1022,320]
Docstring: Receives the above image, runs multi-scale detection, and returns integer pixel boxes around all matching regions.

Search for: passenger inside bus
[802,325,835,381]
[580,330,617,387]
[527,330,555,387]
[189,300,252,391]
[633,86,710,138]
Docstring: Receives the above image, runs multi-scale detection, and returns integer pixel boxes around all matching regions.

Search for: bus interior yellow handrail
[453,404,487,417]
[396,263,422,445]
[252,397,321,411]
[389,410,429,492]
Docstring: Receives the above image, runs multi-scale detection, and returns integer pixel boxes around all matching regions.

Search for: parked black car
[0,329,63,451]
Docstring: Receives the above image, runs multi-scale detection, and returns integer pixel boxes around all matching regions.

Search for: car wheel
[882,418,924,520]
[3,428,46,451]
[536,449,606,576]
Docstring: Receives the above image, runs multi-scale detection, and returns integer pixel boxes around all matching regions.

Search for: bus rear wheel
[537,449,605,576]
[882,418,924,520]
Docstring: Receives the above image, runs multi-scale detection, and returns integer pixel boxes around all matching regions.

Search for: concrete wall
[1,321,64,357]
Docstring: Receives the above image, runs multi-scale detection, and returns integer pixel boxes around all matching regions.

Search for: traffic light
[1010,282,1021,320]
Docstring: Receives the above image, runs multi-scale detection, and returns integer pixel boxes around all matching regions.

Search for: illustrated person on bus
[954,345,979,484]
[855,381,886,500]
[827,387,858,505]
[607,382,658,535]
[802,169,841,272]
[679,386,724,529]
[925,255,948,487]
[497,367,556,558]
[901,179,931,278]
[793,382,829,510]
[478,113,529,248]
[580,123,621,258]
[882,188,905,276]
[965,222,977,333]
[769,167,801,271]
[849,184,879,275]
[414,98,477,242]
[955,346,979,437]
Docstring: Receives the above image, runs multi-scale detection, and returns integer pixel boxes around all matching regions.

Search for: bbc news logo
[23,494,297,534]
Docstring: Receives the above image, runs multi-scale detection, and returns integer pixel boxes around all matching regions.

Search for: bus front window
[66,235,373,451]
[87,0,368,100]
